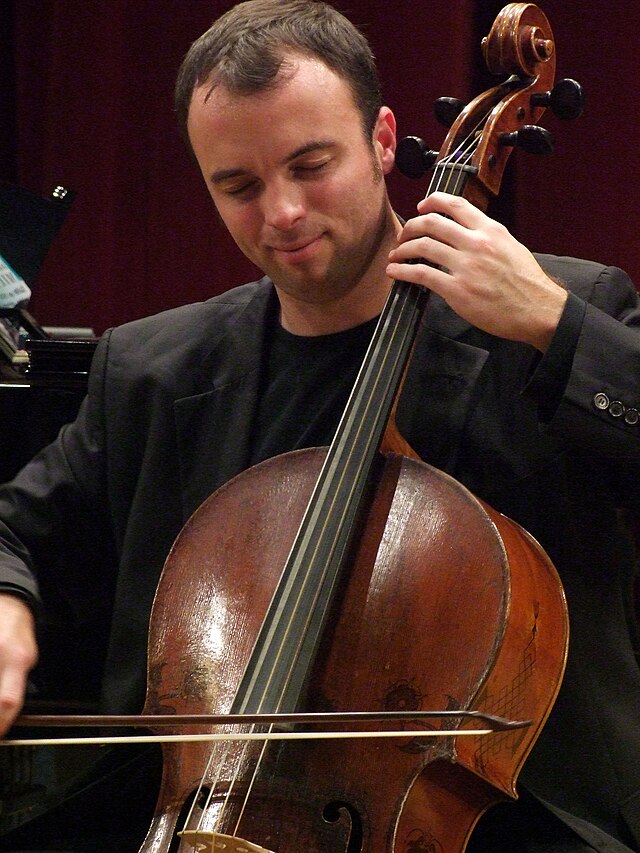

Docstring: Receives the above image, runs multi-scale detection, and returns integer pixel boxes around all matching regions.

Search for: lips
[270,234,324,263]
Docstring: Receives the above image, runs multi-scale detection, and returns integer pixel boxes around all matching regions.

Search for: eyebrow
[210,139,336,185]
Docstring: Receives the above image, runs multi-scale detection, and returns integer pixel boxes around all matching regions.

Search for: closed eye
[292,159,331,178]
[222,180,260,199]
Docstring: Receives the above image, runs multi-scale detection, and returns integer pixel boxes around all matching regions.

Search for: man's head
[179,1,399,332]
[175,0,383,151]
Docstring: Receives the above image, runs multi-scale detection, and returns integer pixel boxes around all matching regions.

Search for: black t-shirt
[249,315,379,467]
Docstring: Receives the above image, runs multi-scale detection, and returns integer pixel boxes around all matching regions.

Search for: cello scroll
[396,3,584,210]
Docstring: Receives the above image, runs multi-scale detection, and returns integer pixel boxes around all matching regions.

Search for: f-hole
[322,799,364,853]
[168,786,212,853]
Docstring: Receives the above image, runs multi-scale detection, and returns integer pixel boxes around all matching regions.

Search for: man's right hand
[0,593,38,736]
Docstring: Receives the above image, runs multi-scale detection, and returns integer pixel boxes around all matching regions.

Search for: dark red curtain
[505,0,640,277]
[3,1,638,335]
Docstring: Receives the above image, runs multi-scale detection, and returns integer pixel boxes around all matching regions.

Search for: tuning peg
[395,136,438,179]
[433,97,466,128]
[530,78,585,120]
[499,125,555,155]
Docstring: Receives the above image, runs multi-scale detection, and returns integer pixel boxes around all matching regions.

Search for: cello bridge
[178,830,276,853]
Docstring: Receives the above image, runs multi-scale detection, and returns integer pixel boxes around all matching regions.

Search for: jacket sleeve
[529,259,640,463]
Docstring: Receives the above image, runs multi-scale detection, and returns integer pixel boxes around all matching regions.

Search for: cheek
[325,162,385,222]
[310,167,373,215]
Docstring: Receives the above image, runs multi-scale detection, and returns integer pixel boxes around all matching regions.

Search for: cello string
[435,128,479,196]
[240,110,490,696]
[186,731,269,842]
[198,255,424,845]
[208,284,422,720]
[194,723,273,840]
[185,297,422,843]
[181,726,240,835]
[248,286,420,699]
[436,97,491,196]
[231,735,272,839]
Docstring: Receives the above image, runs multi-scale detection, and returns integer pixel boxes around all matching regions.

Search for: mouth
[271,234,324,264]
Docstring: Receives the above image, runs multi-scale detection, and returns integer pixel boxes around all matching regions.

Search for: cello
[11,3,583,851]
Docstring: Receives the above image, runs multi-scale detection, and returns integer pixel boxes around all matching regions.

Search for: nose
[262,179,305,231]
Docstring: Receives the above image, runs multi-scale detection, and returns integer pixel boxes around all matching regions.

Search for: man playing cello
[1,2,639,850]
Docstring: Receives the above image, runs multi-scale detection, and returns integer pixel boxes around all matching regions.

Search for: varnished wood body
[140,448,568,852]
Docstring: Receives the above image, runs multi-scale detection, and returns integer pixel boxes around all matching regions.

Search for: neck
[277,204,402,336]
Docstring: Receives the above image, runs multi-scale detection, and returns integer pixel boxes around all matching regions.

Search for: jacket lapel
[397,292,489,472]
[174,282,276,521]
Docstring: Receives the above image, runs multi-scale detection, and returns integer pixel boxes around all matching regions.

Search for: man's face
[187,55,397,308]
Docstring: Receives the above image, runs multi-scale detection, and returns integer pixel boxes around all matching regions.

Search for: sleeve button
[624,408,639,425]
[609,400,625,417]
[593,392,610,410]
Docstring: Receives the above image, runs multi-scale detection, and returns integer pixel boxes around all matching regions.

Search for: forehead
[187,56,364,166]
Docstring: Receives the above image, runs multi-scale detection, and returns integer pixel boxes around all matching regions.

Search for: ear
[372,107,397,176]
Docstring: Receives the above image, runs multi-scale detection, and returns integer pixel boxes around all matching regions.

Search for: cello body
[140,448,567,852]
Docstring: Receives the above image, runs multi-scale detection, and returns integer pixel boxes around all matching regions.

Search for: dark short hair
[174,0,382,150]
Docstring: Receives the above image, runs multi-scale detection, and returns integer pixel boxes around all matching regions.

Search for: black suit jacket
[1,254,640,850]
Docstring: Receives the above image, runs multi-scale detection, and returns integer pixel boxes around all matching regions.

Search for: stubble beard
[271,174,393,307]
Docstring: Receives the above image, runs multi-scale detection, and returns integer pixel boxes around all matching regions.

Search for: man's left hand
[387,191,568,352]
